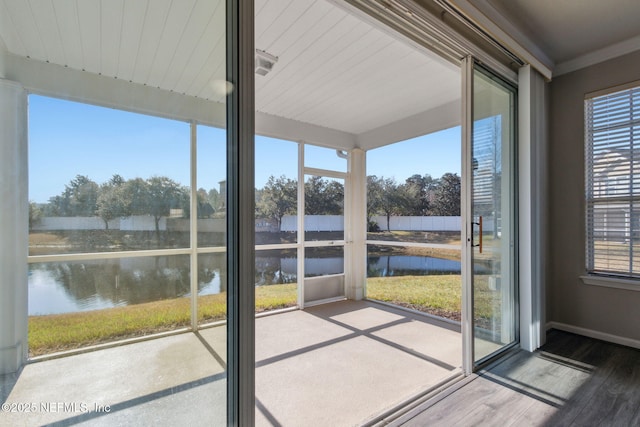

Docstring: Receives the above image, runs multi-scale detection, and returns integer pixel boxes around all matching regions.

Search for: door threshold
[361,369,469,426]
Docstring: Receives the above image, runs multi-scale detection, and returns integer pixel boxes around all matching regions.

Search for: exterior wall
[548,50,640,343]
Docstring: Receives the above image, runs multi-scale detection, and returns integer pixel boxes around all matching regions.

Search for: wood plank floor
[394,330,640,426]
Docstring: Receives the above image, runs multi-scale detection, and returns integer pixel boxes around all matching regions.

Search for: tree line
[31,172,460,233]
[256,172,461,231]
[31,174,221,231]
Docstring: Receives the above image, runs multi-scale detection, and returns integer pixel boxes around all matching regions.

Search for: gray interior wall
[548,50,640,342]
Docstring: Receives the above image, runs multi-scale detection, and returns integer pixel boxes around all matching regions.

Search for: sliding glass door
[463,59,518,369]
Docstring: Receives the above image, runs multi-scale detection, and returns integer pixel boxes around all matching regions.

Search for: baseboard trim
[546,321,640,350]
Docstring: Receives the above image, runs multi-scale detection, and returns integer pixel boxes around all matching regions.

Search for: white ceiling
[466,0,640,72]
[0,0,461,150]
[255,0,459,135]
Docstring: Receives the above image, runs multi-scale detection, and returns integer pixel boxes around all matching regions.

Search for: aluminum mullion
[226,0,255,423]
[303,240,346,248]
[366,240,461,250]
[303,166,348,180]
[255,243,298,251]
[297,143,305,309]
[190,121,198,331]
[27,247,192,264]
[461,55,474,375]
[196,246,227,254]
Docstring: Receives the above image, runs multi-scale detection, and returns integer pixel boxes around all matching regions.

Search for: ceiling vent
[255,49,278,76]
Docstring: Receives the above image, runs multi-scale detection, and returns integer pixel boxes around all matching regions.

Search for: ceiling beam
[2,52,358,150]
[357,99,461,150]
[2,53,226,127]
[256,111,357,150]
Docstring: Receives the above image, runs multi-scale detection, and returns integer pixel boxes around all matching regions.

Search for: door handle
[472,216,483,254]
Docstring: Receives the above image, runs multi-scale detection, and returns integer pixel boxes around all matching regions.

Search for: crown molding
[447,0,553,80]
[554,34,640,77]
[468,0,553,69]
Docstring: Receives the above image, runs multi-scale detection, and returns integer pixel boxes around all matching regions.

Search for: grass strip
[367,274,497,321]
[29,284,297,357]
[367,275,462,320]
[30,276,498,357]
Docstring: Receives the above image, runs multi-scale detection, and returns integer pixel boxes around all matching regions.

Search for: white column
[0,79,28,374]
[346,148,366,300]
[518,65,548,352]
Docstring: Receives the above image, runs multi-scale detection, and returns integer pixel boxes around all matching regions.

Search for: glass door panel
[21,1,228,425]
[471,66,517,364]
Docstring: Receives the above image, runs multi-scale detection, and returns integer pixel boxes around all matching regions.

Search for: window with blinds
[585,83,640,279]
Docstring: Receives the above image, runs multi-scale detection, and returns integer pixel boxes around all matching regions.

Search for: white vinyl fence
[280,215,464,232]
[35,215,484,233]
[33,216,226,232]
[371,215,461,231]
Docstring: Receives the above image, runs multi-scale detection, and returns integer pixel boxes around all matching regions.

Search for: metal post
[190,121,198,331]
[227,0,255,424]
[461,56,475,375]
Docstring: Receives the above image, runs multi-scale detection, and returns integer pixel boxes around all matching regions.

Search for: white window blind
[586,84,640,278]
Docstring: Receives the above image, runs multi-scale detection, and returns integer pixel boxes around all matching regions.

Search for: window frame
[583,80,640,289]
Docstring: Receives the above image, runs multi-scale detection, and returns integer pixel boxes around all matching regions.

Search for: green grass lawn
[367,274,498,323]
[29,275,499,357]
[367,275,462,320]
[29,284,297,357]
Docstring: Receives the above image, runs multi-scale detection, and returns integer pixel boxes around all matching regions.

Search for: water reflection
[29,254,467,316]
[368,255,461,277]
[29,254,225,315]
[255,254,297,286]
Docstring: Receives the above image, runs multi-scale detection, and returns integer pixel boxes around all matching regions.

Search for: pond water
[28,255,463,315]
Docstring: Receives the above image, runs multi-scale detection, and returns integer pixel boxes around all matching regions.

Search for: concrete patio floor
[0,300,461,426]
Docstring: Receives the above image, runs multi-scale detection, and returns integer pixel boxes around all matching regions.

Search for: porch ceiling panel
[254,0,460,139]
[0,0,460,150]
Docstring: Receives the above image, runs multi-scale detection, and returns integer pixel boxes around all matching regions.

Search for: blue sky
[367,126,461,181]
[29,95,461,203]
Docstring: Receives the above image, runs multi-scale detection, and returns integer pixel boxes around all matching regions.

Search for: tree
[68,175,100,216]
[207,188,222,213]
[146,176,189,234]
[431,173,461,216]
[380,178,400,231]
[108,174,125,187]
[29,201,43,230]
[96,174,129,229]
[304,176,344,215]
[47,175,99,217]
[367,176,407,231]
[367,175,384,229]
[404,173,438,215]
[256,175,297,229]
[122,178,150,216]
[197,188,215,218]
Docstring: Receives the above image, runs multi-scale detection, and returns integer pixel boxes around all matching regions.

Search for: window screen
[585,84,640,278]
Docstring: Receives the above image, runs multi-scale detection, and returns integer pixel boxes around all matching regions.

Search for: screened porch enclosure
[1,300,461,426]
[0,0,521,425]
